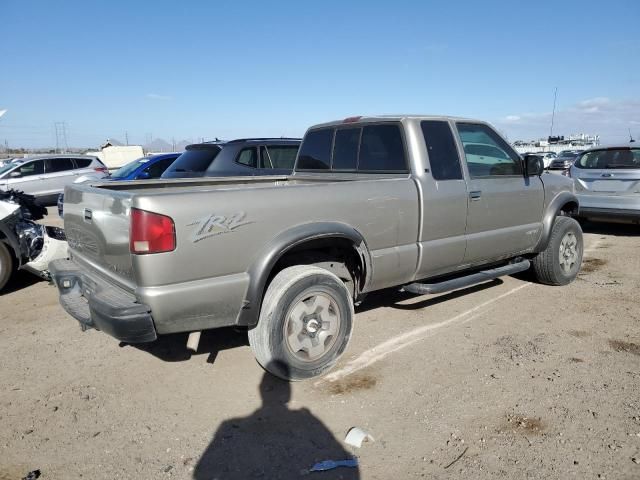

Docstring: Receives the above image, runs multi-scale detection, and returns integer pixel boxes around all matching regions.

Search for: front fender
[534,191,579,252]
[236,222,372,326]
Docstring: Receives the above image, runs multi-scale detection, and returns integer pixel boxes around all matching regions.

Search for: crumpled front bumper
[49,258,157,343]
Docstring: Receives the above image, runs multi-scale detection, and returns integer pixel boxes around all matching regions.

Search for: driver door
[456,122,544,264]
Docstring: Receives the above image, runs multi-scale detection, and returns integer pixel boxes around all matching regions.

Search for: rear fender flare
[237,222,372,326]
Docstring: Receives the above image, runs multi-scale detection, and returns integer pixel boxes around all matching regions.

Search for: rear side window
[421,121,463,180]
[144,157,177,178]
[46,158,75,173]
[575,149,640,169]
[73,158,92,168]
[359,124,407,172]
[167,146,221,173]
[332,128,360,170]
[236,148,258,168]
[261,145,298,169]
[297,129,333,170]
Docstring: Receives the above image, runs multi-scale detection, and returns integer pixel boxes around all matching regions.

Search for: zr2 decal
[187,212,252,243]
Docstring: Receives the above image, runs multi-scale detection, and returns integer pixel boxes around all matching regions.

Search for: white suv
[0,155,108,205]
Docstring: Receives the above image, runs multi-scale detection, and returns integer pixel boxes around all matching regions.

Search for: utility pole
[172,137,176,151]
[549,87,558,139]
[125,131,129,146]
[54,121,69,153]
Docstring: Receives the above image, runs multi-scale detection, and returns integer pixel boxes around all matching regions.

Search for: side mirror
[136,171,151,180]
[523,155,544,176]
[9,171,22,178]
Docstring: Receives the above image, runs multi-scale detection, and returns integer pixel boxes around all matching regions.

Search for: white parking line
[320,283,530,384]
[320,233,600,385]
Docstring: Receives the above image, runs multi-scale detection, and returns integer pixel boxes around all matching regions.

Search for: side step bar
[402,259,530,296]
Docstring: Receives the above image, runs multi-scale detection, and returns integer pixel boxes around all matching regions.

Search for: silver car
[0,155,108,205]
[569,145,640,223]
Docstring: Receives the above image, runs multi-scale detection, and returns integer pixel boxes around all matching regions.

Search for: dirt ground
[1,211,639,480]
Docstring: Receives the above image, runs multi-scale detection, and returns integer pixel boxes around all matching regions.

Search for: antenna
[549,87,558,138]
[629,128,636,143]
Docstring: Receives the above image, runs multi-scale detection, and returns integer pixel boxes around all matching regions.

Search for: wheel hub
[284,292,341,362]
[559,232,579,273]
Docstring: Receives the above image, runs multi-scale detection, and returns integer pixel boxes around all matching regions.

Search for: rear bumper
[578,206,640,221]
[49,258,157,343]
[577,194,640,221]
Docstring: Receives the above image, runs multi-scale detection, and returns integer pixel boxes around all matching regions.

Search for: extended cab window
[421,121,463,180]
[358,124,407,172]
[297,129,333,170]
[332,128,360,170]
[457,123,522,177]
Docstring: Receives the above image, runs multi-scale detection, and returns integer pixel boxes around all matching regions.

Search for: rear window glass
[421,120,463,180]
[575,149,640,169]
[167,146,221,173]
[358,124,407,172]
[332,128,360,170]
[297,129,333,170]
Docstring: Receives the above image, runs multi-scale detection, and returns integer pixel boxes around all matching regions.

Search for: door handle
[469,190,482,200]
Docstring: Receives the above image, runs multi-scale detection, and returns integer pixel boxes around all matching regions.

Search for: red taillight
[130,208,176,254]
[94,167,108,173]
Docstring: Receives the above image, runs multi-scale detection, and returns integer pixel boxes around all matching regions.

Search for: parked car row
[56,138,302,216]
[2,138,303,210]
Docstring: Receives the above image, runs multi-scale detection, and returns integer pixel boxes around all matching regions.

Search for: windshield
[111,157,148,179]
[165,146,221,173]
[0,161,19,176]
[575,148,640,169]
[559,152,578,159]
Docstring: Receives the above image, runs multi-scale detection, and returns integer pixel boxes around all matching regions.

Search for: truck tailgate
[63,185,135,290]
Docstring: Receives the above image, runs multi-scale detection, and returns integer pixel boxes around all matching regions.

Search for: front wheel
[248,265,354,381]
[531,216,583,286]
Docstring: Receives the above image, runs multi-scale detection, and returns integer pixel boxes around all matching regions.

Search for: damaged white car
[0,190,68,292]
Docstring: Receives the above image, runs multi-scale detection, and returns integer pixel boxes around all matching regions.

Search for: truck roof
[310,114,477,129]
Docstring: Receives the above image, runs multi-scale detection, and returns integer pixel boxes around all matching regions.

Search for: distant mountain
[143,138,192,152]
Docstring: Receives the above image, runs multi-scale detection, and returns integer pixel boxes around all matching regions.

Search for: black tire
[0,241,16,293]
[248,265,354,381]
[531,216,583,286]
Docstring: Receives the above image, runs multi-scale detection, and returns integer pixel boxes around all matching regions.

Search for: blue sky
[1,0,638,148]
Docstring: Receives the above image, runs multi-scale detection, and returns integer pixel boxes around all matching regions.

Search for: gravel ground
[0,214,638,480]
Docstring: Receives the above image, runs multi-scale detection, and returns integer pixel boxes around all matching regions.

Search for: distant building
[86,139,143,169]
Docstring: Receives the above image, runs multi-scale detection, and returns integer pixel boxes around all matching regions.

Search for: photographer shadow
[193,362,359,479]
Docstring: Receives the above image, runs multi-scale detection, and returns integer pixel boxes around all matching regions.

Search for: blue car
[109,152,181,180]
[57,153,180,217]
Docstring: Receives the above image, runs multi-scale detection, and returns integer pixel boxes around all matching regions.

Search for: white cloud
[145,93,172,101]
[497,97,640,143]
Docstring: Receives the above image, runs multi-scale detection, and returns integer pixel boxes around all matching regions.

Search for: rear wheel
[0,242,16,293]
[531,216,583,285]
[248,265,354,381]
